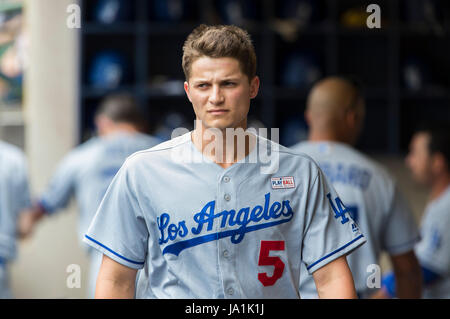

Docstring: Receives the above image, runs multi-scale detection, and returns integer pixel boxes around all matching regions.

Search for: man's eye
[224,82,236,86]
[197,83,209,88]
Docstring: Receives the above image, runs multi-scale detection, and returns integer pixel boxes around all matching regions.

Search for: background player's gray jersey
[84,132,365,299]
[39,132,160,245]
[291,141,419,298]
[0,141,31,298]
[39,132,160,298]
[415,186,450,298]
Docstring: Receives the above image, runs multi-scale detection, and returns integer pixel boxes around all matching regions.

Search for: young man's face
[184,56,259,131]
[406,132,433,185]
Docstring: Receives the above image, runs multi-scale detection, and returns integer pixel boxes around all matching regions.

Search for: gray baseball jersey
[415,185,450,298]
[84,131,366,298]
[38,132,160,297]
[291,141,420,298]
[0,141,31,298]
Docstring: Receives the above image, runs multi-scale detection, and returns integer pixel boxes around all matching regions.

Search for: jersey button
[223,250,229,258]
[223,176,230,183]
[224,194,231,201]
[227,288,234,296]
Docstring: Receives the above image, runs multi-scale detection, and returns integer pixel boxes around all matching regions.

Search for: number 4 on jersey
[326,193,350,224]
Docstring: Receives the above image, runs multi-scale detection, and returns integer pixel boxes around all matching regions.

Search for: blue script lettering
[157,213,188,244]
[158,193,295,256]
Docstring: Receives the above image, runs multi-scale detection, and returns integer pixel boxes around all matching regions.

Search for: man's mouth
[207,109,229,115]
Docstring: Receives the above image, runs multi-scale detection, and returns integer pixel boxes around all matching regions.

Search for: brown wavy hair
[182,24,257,82]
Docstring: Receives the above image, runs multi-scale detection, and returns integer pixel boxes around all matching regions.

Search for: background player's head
[305,76,365,145]
[95,93,148,136]
[406,124,450,186]
[182,24,260,131]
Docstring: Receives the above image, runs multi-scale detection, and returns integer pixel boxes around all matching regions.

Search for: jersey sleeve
[0,151,31,261]
[381,185,420,255]
[414,214,450,277]
[12,152,31,214]
[301,168,366,274]
[83,158,149,270]
[39,153,79,214]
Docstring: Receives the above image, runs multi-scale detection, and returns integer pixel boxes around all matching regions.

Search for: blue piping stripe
[84,235,144,265]
[307,234,365,270]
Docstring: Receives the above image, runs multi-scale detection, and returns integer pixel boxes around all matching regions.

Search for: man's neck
[191,124,255,169]
[430,173,450,202]
[99,124,139,137]
[308,131,348,144]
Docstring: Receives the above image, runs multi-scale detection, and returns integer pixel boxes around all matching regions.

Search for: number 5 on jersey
[258,241,285,286]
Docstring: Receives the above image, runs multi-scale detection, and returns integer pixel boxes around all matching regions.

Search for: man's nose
[209,85,224,105]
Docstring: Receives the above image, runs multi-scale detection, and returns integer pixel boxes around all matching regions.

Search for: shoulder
[0,141,26,165]
[257,135,323,177]
[64,137,102,164]
[139,133,163,146]
[290,140,311,153]
[426,188,450,222]
[122,132,191,167]
[113,132,162,147]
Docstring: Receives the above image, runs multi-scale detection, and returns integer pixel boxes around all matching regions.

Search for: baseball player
[0,140,31,298]
[291,76,422,298]
[377,125,450,298]
[18,94,161,298]
[84,24,366,299]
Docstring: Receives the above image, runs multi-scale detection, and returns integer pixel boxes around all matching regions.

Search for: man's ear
[345,109,358,129]
[184,81,192,102]
[249,76,260,99]
[431,152,448,174]
[304,109,311,126]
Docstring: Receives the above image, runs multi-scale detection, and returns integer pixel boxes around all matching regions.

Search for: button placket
[218,172,240,299]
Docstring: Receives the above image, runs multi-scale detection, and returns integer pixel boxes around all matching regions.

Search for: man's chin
[199,121,235,131]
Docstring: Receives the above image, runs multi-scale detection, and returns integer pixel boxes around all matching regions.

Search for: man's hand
[312,255,358,299]
[17,205,46,239]
[370,287,390,299]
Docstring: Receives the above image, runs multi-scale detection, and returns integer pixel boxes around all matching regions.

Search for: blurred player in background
[377,125,450,298]
[291,76,422,298]
[18,94,160,298]
[0,140,30,298]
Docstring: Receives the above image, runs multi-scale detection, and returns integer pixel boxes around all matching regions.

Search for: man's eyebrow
[191,77,241,84]
[220,77,240,82]
[192,79,211,84]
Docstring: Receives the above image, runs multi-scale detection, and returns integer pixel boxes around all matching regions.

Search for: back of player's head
[182,24,257,82]
[96,93,145,127]
[306,75,365,144]
[307,75,364,114]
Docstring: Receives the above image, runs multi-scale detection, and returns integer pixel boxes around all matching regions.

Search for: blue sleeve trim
[306,234,364,270]
[84,235,145,265]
